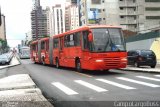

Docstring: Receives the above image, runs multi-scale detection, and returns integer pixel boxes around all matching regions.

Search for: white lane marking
[75,80,107,92]
[136,76,160,82]
[155,75,160,77]
[117,77,160,88]
[52,82,78,95]
[96,79,136,90]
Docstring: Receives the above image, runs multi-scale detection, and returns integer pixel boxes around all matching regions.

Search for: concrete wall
[126,38,155,51]
[126,37,160,63]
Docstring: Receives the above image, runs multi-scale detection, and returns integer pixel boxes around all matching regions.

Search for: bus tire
[33,57,36,64]
[76,59,82,72]
[56,58,59,68]
[42,57,45,65]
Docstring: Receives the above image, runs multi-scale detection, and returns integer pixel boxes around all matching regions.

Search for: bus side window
[46,40,49,51]
[41,41,45,50]
[53,38,59,48]
[61,37,64,50]
[74,32,81,46]
[82,31,89,50]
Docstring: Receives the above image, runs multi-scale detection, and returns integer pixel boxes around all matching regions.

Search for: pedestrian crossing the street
[51,75,160,95]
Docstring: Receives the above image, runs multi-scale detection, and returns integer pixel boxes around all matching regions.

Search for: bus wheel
[42,57,45,65]
[56,58,59,68]
[76,59,82,72]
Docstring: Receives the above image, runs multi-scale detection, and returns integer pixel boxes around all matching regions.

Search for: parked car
[127,50,157,68]
[0,54,11,65]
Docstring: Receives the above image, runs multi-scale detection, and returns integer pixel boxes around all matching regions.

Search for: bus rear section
[19,46,30,59]
[30,41,38,63]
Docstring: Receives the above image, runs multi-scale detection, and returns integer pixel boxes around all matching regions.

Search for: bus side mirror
[88,33,93,42]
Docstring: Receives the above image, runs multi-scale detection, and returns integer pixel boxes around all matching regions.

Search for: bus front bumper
[82,58,127,71]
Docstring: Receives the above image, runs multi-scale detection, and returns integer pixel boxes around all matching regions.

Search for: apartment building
[51,4,65,35]
[31,0,50,40]
[79,0,119,26]
[119,0,160,33]
[65,3,71,32]
[0,14,6,40]
[65,3,79,31]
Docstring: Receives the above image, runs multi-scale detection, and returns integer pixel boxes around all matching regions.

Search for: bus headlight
[121,58,127,61]
[95,59,104,62]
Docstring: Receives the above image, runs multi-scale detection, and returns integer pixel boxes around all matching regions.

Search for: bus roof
[31,40,38,45]
[53,25,122,38]
[31,37,49,45]
[40,37,49,41]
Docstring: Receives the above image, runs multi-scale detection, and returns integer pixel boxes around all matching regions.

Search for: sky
[0,0,65,48]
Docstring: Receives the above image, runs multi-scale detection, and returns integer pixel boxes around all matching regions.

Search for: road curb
[120,67,160,73]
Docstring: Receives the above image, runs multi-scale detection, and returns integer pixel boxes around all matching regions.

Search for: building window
[120,16,124,18]
[91,0,101,4]
[145,0,160,2]
[103,18,106,20]
[146,16,160,19]
[145,7,160,11]
[120,7,123,10]
[98,9,101,13]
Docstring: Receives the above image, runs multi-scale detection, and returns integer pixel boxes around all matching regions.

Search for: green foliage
[0,38,10,53]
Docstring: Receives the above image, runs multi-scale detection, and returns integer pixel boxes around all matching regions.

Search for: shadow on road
[31,62,125,76]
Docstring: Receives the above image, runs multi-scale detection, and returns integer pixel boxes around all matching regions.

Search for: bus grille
[104,57,120,67]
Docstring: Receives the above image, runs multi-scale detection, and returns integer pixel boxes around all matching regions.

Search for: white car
[0,54,11,65]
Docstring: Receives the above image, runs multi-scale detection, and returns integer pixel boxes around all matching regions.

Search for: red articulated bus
[30,25,127,72]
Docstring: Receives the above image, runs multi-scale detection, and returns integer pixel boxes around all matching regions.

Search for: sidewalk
[0,56,54,106]
[0,74,53,107]
[120,64,160,73]
[0,56,20,70]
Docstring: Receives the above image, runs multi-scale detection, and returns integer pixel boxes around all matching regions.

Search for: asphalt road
[4,59,160,107]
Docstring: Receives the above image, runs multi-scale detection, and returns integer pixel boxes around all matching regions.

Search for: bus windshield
[90,28,126,52]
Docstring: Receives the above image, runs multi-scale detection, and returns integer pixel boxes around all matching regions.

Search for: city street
[3,59,160,107]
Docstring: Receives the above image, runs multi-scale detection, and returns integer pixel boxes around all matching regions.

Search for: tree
[0,39,10,54]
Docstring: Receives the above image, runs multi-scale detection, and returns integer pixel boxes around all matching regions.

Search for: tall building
[119,0,160,33]
[65,3,79,31]
[79,0,119,26]
[32,0,41,10]
[65,3,71,32]
[50,4,65,35]
[0,14,6,40]
[31,0,50,40]
[66,0,78,4]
